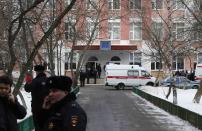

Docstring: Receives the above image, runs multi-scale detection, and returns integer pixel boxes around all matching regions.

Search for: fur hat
[46,76,72,92]
[34,65,45,72]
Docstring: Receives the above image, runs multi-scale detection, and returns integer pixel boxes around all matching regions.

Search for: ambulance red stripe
[107,76,150,79]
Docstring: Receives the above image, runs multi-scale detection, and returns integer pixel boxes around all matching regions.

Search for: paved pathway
[77,85,200,131]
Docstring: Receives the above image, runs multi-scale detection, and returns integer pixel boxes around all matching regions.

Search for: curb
[132,87,202,130]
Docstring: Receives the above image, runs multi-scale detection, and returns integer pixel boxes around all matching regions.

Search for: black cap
[34,65,45,72]
[46,76,72,92]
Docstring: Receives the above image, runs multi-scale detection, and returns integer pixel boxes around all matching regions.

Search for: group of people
[79,64,102,86]
[174,70,195,81]
[0,64,87,131]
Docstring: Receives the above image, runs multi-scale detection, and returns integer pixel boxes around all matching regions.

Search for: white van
[105,64,156,90]
[195,63,202,81]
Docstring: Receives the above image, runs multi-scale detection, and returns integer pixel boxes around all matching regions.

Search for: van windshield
[141,70,150,77]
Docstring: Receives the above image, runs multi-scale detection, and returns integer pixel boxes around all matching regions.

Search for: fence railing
[133,87,202,130]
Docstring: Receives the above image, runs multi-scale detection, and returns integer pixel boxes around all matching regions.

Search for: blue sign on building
[100,41,111,50]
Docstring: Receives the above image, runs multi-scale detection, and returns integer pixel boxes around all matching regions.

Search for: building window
[129,52,141,66]
[64,22,74,40]
[172,56,184,70]
[151,55,162,70]
[152,21,163,40]
[108,19,120,40]
[194,0,202,10]
[172,22,185,41]
[198,53,202,64]
[42,19,50,32]
[109,0,120,10]
[86,21,99,39]
[130,18,142,40]
[65,52,77,70]
[173,0,185,10]
[152,0,163,10]
[86,0,97,10]
[64,0,76,9]
[129,0,141,10]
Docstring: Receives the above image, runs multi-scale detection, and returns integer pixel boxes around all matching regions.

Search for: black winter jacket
[43,93,87,131]
[24,73,49,128]
[0,97,27,131]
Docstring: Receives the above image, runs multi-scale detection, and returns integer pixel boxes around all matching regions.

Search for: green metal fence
[133,87,202,130]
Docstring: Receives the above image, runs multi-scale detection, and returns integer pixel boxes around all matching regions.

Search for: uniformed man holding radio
[42,76,87,131]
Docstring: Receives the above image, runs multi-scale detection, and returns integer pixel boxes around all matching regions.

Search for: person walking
[0,75,27,131]
[42,76,87,131]
[24,65,49,131]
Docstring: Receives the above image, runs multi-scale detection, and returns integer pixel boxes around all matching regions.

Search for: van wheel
[193,85,199,89]
[118,83,125,90]
[146,82,154,86]
[115,86,119,90]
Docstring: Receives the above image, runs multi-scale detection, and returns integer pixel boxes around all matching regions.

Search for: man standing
[79,70,86,87]
[42,76,87,131]
[24,65,49,131]
[0,75,27,131]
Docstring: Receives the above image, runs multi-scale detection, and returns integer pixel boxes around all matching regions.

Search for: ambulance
[105,64,157,90]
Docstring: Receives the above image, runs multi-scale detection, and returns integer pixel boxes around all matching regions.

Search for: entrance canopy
[72,45,137,50]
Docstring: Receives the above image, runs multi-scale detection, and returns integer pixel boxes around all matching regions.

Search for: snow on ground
[137,86,202,115]
[128,92,201,131]
[17,89,32,123]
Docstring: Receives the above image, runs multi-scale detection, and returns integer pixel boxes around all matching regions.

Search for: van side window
[128,70,139,76]
[141,70,150,77]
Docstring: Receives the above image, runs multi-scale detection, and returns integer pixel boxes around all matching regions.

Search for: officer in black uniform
[24,65,49,131]
[42,76,87,131]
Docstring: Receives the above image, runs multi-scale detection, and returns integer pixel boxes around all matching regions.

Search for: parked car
[160,76,200,89]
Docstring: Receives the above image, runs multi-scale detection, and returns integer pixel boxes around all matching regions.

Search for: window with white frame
[151,0,163,10]
[151,56,162,70]
[64,22,74,40]
[152,20,163,40]
[172,22,185,40]
[45,0,56,10]
[42,19,50,32]
[64,0,76,9]
[64,16,76,40]
[65,52,77,70]
[129,52,142,66]
[172,56,184,70]
[108,19,120,40]
[0,30,7,40]
[197,53,202,64]
[173,0,185,10]
[109,0,120,10]
[86,20,99,39]
[86,0,97,10]
[129,0,141,9]
[43,52,55,70]
[192,26,202,41]
[130,18,142,40]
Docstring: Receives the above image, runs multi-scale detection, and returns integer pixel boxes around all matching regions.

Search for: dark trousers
[80,79,85,87]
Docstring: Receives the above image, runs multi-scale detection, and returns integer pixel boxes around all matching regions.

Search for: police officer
[42,76,87,131]
[24,65,49,131]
